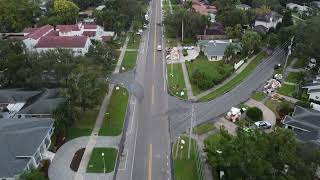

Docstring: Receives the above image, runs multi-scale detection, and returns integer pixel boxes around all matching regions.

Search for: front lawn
[87,148,118,173]
[186,55,234,95]
[264,99,294,118]
[292,58,307,69]
[127,34,141,49]
[99,87,129,136]
[252,92,266,101]
[121,51,138,72]
[204,133,221,148]
[277,84,296,97]
[193,123,215,135]
[173,136,200,180]
[167,64,188,99]
[286,72,302,84]
[199,52,267,101]
[67,109,99,140]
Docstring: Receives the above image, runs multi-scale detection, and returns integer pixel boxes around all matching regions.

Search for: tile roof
[0,118,54,178]
[25,25,53,40]
[83,24,97,29]
[83,31,96,37]
[35,36,89,48]
[56,25,80,32]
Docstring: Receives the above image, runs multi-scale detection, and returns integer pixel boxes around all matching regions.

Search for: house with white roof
[236,4,251,10]
[303,74,320,110]
[254,11,283,33]
[286,3,310,14]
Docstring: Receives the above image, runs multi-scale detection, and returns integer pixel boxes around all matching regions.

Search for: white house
[21,23,114,56]
[254,11,283,32]
[35,36,92,56]
[286,3,310,13]
[198,40,240,61]
[236,4,251,11]
[0,118,54,180]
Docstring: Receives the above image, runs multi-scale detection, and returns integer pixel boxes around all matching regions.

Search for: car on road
[254,121,272,129]
[143,24,148,29]
[157,45,162,51]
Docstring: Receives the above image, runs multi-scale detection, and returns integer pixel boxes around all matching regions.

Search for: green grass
[292,58,307,69]
[277,84,296,97]
[121,51,138,72]
[87,148,118,173]
[286,72,302,84]
[67,109,99,140]
[252,92,266,101]
[173,136,200,180]
[204,133,221,148]
[127,34,141,49]
[193,123,215,135]
[167,64,188,99]
[186,55,234,95]
[264,99,294,118]
[199,52,267,101]
[99,87,129,136]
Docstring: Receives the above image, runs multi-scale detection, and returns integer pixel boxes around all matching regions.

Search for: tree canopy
[295,16,320,60]
[241,31,261,55]
[205,128,320,180]
[0,0,39,32]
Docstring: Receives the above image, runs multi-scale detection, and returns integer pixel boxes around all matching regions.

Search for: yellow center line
[151,85,155,104]
[148,144,153,180]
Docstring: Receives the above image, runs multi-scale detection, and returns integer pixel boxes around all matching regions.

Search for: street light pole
[282,36,294,75]
[102,153,106,173]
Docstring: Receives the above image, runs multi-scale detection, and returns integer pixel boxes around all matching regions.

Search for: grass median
[167,63,188,100]
[121,51,138,72]
[198,52,267,102]
[87,148,118,173]
[173,136,200,180]
[99,86,129,136]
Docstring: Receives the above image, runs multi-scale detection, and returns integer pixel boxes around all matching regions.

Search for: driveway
[245,99,276,126]
[48,136,120,180]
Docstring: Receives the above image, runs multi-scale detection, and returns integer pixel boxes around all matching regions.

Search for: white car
[136,29,143,35]
[254,121,272,129]
[143,24,148,29]
[157,45,162,51]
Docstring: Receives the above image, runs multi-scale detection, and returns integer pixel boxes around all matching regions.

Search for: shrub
[277,101,294,116]
[182,49,188,56]
[192,69,214,90]
[295,101,311,108]
[246,107,263,121]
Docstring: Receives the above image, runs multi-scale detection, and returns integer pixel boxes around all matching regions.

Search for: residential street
[117,0,172,179]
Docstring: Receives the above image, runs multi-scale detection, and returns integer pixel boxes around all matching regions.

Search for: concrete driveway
[245,98,276,126]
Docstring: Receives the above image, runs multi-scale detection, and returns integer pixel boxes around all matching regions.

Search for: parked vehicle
[254,121,272,129]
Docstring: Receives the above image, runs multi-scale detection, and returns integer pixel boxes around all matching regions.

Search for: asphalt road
[168,48,288,140]
[123,0,172,179]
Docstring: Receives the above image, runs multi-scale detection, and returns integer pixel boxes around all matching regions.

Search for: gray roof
[0,89,42,103]
[308,89,320,93]
[256,11,283,22]
[253,25,268,34]
[0,118,54,178]
[198,40,232,56]
[283,106,320,143]
[17,89,64,115]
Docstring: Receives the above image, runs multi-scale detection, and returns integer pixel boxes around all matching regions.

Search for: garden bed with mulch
[70,148,85,172]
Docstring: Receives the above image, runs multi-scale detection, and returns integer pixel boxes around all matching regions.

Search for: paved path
[213,117,237,135]
[177,43,194,99]
[48,136,120,180]
[49,32,131,180]
[245,99,276,125]
[194,54,258,100]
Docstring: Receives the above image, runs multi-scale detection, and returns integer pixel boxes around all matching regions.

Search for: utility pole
[282,36,294,75]
[187,102,194,159]
[181,21,184,42]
